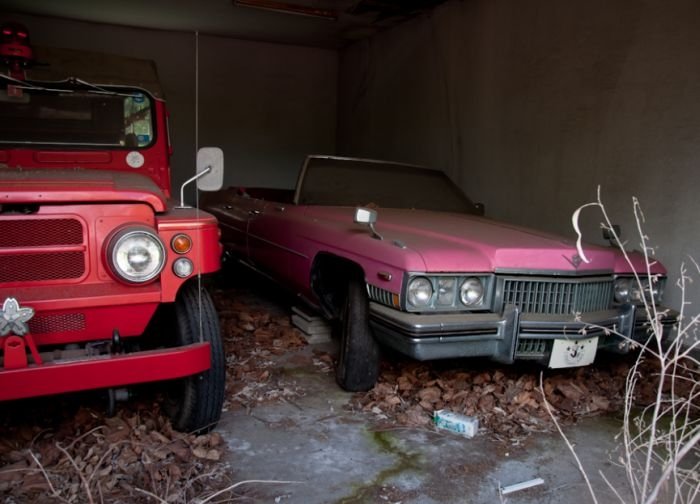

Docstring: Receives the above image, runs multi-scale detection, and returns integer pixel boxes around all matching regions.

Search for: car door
[204,189,259,260]
[247,202,308,288]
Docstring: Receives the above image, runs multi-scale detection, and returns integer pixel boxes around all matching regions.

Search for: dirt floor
[0,272,695,503]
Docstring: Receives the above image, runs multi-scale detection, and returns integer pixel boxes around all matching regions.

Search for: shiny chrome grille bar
[500,276,613,315]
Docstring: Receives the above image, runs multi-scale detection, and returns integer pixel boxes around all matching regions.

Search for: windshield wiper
[1,74,141,97]
[0,73,74,93]
[67,77,141,98]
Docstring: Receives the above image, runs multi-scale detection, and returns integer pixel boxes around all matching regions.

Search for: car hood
[0,168,167,212]
[308,206,659,274]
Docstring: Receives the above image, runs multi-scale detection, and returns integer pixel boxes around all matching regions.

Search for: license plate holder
[548,337,598,368]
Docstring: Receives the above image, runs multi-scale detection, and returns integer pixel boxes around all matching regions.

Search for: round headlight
[108,228,166,283]
[460,277,484,306]
[614,277,631,303]
[408,277,433,307]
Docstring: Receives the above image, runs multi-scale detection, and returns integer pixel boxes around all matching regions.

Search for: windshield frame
[0,79,158,150]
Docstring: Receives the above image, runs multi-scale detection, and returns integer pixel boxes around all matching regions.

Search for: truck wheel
[336,277,380,391]
[166,282,225,434]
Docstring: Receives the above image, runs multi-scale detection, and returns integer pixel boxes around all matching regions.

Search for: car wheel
[336,277,380,391]
[165,282,225,434]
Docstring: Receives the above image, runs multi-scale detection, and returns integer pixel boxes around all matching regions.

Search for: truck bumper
[369,303,677,363]
[0,342,211,401]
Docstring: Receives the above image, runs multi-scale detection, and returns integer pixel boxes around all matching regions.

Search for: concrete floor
[217,283,640,504]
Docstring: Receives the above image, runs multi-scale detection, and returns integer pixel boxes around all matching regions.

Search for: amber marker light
[171,234,192,254]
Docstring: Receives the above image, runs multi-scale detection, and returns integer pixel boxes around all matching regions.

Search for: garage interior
[4,0,699,309]
[1,0,699,502]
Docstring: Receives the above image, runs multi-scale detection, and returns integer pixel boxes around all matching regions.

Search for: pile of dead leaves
[212,287,308,412]
[351,357,696,442]
[0,283,310,503]
[0,401,232,503]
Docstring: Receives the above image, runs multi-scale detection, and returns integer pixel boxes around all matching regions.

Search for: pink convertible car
[204,156,676,391]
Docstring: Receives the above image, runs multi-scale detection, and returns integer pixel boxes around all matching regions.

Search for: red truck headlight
[106,227,166,284]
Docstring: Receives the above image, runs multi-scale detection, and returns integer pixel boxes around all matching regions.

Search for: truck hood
[309,207,660,274]
[0,168,166,212]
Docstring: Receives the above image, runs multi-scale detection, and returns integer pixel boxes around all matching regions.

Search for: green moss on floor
[336,430,422,504]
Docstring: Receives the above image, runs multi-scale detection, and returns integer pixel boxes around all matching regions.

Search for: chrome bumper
[369,303,677,362]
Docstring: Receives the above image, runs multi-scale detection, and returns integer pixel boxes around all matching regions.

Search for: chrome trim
[107,227,166,284]
[369,302,639,362]
[0,297,35,337]
[495,268,613,277]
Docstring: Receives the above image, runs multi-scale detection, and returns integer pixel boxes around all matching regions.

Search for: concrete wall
[5,13,337,193]
[338,0,700,311]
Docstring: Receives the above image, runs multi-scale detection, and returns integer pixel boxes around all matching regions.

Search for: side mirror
[602,224,621,246]
[196,147,224,192]
[177,147,225,208]
[354,207,377,225]
[354,207,383,240]
[473,202,485,216]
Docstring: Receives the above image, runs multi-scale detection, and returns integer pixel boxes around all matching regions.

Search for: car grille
[0,217,87,284]
[516,338,550,358]
[367,284,396,307]
[501,276,613,315]
[29,313,86,334]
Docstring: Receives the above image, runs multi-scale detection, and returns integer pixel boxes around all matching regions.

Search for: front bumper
[0,342,211,401]
[369,303,678,363]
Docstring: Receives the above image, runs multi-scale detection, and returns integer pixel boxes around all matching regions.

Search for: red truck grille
[0,218,87,284]
[0,218,83,247]
[29,313,86,334]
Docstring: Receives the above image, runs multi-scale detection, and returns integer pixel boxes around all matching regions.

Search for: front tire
[166,282,225,434]
[335,277,380,391]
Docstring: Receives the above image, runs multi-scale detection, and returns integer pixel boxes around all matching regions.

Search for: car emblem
[563,253,584,270]
[0,298,35,336]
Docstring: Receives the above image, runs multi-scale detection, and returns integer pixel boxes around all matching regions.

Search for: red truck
[0,23,226,433]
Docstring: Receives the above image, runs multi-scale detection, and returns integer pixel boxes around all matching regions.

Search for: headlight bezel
[404,273,494,312]
[613,274,666,305]
[105,226,167,284]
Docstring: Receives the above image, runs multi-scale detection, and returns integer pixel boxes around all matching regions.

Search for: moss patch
[336,430,422,503]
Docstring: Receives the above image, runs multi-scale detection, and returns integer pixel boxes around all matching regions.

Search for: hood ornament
[0,298,35,336]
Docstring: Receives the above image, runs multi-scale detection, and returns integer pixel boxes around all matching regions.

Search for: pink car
[204,156,676,391]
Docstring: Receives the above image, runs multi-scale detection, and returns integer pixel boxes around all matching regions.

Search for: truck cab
[0,23,225,433]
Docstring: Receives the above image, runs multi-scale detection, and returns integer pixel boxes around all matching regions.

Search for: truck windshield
[298,157,478,214]
[0,84,154,148]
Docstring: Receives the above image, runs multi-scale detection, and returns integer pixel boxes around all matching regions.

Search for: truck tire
[166,282,225,434]
[335,277,380,391]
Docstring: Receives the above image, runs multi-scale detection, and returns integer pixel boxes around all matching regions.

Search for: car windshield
[297,157,478,213]
[0,83,154,148]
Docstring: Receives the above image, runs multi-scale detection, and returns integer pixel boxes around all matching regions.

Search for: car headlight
[107,227,166,283]
[407,276,433,307]
[614,277,632,303]
[460,277,484,305]
[614,276,665,304]
[405,274,492,311]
